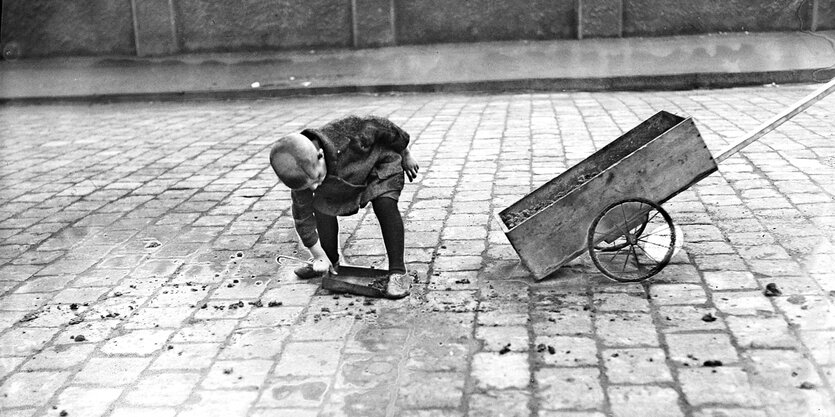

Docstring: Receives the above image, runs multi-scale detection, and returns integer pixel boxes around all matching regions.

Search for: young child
[269,115,419,298]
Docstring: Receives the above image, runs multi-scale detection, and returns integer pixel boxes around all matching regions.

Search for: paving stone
[322,386,391,417]
[406,337,471,372]
[397,371,464,409]
[123,306,193,329]
[592,292,650,312]
[603,348,673,384]
[0,356,24,380]
[703,271,759,291]
[649,284,707,305]
[101,328,174,355]
[774,295,835,331]
[50,386,123,417]
[477,325,528,353]
[262,284,318,306]
[0,265,42,282]
[608,385,684,417]
[692,409,767,417]
[178,390,259,417]
[239,305,304,328]
[666,333,739,367]
[536,367,604,410]
[595,313,659,347]
[171,319,239,342]
[0,370,70,408]
[220,327,290,359]
[534,336,598,367]
[469,390,531,417]
[799,330,835,365]
[147,285,210,307]
[22,343,96,370]
[657,305,726,333]
[693,254,748,271]
[755,275,823,295]
[472,352,529,389]
[202,359,272,390]
[1,293,50,311]
[1,409,38,417]
[74,357,152,386]
[532,307,593,337]
[257,376,332,408]
[111,407,177,417]
[273,341,342,376]
[537,412,606,417]
[678,367,761,407]
[54,318,121,345]
[344,325,410,354]
[125,372,201,406]
[335,352,400,391]
[726,316,797,349]
[713,292,775,316]
[13,275,74,293]
[0,327,60,356]
[151,342,221,370]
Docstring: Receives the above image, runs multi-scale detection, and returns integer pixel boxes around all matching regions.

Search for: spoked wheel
[587,198,676,282]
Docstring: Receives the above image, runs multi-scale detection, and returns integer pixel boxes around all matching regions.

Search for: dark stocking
[372,197,406,273]
[314,209,340,266]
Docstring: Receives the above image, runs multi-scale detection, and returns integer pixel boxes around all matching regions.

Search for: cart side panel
[502,111,685,217]
[503,118,717,279]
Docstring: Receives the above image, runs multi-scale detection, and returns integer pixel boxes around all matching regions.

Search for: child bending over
[269,115,419,298]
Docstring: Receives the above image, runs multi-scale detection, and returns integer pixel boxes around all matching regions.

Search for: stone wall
[0,0,831,58]
[623,0,815,36]
[396,0,577,44]
[1,0,135,58]
[175,0,353,52]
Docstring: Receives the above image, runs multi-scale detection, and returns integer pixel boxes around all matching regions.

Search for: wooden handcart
[496,79,835,282]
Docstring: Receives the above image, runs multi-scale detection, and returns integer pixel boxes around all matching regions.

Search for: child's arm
[401,148,419,182]
[307,241,334,274]
[291,190,334,273]
[365,116,419,181]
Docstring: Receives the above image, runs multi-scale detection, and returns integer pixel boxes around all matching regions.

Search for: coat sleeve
[290,189,318,248]
[367,116,410,153]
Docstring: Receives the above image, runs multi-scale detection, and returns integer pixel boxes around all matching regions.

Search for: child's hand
[402,151,420,182]
[311,256,335,275]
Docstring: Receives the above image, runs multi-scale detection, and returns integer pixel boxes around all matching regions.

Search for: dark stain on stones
[272,381,328,401]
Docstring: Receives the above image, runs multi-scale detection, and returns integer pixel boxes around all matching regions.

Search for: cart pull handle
[715,77,835,164]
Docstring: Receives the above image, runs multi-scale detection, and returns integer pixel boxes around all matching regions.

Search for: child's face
[293,148,327,191]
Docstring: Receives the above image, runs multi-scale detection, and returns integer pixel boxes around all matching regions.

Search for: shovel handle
[276,255,313,266]
[715,77,835,164]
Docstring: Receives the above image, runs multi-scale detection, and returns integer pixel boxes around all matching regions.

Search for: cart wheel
[587,198,676,282]
[593,216,648,252]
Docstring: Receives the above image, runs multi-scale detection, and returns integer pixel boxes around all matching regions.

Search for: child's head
[270,133,327,191]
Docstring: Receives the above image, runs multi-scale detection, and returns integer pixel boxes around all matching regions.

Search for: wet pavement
[1,30,834,102]
[1,85,834,416]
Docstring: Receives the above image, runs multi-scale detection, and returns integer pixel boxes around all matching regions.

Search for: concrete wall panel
[818,0,835,30]
[134,0,178,56]
[580,0,622,38]
[174,0,353,52]
[395,0,576,44]
[0,0,135,58]
[354,0,396,47]
[623,0,808,36]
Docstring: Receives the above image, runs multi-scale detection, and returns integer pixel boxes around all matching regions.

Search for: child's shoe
[385,272,411,299]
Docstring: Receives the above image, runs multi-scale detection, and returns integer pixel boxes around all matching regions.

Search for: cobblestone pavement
[0,85,834,417]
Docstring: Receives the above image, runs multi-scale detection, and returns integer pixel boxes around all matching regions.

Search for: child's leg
[314,209,340,266]
[372,197,406,273]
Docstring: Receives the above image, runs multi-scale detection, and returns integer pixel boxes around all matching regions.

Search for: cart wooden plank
[498,112,716,279]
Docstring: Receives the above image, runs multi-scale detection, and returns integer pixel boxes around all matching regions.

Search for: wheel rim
[587,198,676,282]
